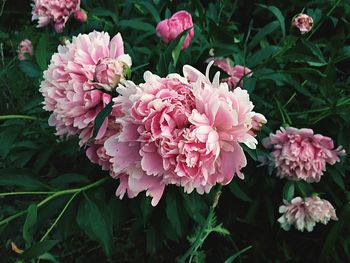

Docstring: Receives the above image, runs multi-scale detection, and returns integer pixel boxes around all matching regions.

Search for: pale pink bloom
[292,14,313,34]
[263,127,345,183]
[156,10,194,49]
[278,196,337,232]
[94,55,132,91]
[32,0,80,32]
[40,31,131,146]
[17,39,33,61]
[249,113,267,136]
[210,58,252,89]
[104,62,265,206]
[74,9,87,23]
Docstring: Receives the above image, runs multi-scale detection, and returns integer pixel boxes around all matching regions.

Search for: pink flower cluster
[40,31,132,148]
[104,62,265,206]
[156,10,194,49]
[263,127,345,183]
[17,39,34,61]
[31,0,84,32]
[278,196,337,232]
[209,58,252,89]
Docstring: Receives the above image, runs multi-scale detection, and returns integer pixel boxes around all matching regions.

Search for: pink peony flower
[156,10,194,49]
[40,31,132,146]
[74,9,87,23]
[210,58,252,89]
[32,0,81,32]
[263,127,345,183]
[292,14,313,35]
[17,39,34,61]
[104,61,265,206]
[278,196,337,232]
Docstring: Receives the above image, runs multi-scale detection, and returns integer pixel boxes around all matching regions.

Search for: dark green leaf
[35,35,48,70]
[92,100,113,139]
[258,5,285,38]
[23,204,38,248]
[166,191,182,236]
[282,181,295,201]
[21,240,58,260]
[224,245,253,263]
[229,181,252,202]
[18,60,41,78]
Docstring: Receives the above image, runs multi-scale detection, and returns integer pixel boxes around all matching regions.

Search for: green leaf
[0,168,51,190]
[35,35,48,70]
[21,240,58,260]
[258,5,285,38]
[119,19,155,32]
[172,28,191,67]
[76,194,113,257]
[248,21,279,50]
[18,60,41,78]
[166,191,182,236]
[224,245,253,263]
[229,181,252,202]
[92,100,113,139]
[23,204,38,248]
[249,46,280,67]
[282,181,295,201]
[0,127,20,158]
[134,1,160,22]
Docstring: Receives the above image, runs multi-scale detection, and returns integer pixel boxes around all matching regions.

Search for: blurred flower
[249,113,267,136]
[263,127,345,183]
[40,31,131,146]
[104,62,265,206]
[278,196,337,232]
[94,55,132,92]
[292,14,313,34]
[31,0,81,32]
[209,58,252,89]
[74,9,87,23]
[156,10,194,49]
[17,39,33,61]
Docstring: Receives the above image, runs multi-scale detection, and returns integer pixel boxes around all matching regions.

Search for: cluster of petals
[278,196,337,232]
[17,39,34,61]
[32,0,82,32]
[209,58,252,89]
[156,10,195,49]
[292,14,314,35]
[40,31,132,147]
[104,62,265,206]
[263,127,345,183]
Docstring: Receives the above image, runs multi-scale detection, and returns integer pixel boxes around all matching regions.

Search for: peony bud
[94,54,132,91]
[292,14,313,34]
[74,9,87,23]
[250,113,267,136]
[17,39,33,61]
[156,10,194,49]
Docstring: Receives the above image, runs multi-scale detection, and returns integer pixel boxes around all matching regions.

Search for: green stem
[0,191,54,197]
[40,191,79,242]
[0,177,108,227]
[0,114,38,120]
[306,0,342,40]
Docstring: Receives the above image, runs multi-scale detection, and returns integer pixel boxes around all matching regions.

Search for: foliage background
[0,0,350,262]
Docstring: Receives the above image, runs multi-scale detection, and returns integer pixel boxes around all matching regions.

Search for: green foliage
[0,0,350,262]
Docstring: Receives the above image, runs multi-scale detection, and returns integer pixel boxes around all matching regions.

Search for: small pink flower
[40,31,131,146]
[210,58,252,89]
[156,10,194,49]
[94,55,132,91]
[74,9,87,23]
[104,62,265,206]
[32,0,80,32]
[263,127,345,183]
[292,14,313,34]
[278,196,337,232]
[17,39,33,61]
[249,113,267,136]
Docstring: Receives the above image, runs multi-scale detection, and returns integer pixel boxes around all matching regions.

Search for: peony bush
[0,0,349,262]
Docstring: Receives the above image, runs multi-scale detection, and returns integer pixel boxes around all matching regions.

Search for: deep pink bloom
[17,39,33,61]
[210,58,252,89]
[292,14,313,34]
[263,127,345,183]
[156,10,194,49]
[278,196,337,232]
[40,31,131,146]
[74,9,87,23]
[32,0,81,32]
[104,62,265,206]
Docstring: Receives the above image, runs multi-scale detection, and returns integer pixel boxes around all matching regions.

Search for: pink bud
[292,14,313,34]
[156,10,194,49]
[74,9,87,23]
[94,55,132,91]
[250,113,267,136]
[17,39,33,61]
